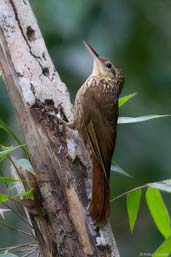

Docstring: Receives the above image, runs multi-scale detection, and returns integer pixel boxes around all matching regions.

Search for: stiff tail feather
[88,155,110,225]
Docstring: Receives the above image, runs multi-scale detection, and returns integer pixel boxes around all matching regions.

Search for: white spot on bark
[56,113,61,119]
[96,223,120,257]
[103,84,107,90]
[19,77,35,105]
[57,145,63,154]
[66,137,76,161]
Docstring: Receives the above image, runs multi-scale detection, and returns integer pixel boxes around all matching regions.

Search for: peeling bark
[0,0,120,257]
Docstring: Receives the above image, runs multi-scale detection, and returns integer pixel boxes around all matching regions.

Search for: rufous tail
[88,155,110,225]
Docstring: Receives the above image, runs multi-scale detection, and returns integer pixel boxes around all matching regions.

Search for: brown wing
[83,83,118,178]
[73,79,119,224]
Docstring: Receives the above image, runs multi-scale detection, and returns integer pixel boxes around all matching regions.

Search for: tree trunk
[0,0,120,256]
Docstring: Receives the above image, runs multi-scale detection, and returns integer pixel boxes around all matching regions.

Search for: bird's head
[83,41,124,90]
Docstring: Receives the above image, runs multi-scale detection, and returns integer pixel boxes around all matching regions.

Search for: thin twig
[110,183,148,202]
[22,247,38,257]
[2,202,34,231]
[0,220,32,236]
[6,156,28,215]
[7,155,21,175]
[0,169,12,196]
[7,156,37,239]
[16,247,36,253]
[36,250,40,257]
[14,245,38,254]
[0,168,20,211]
[0,168,24,214]
[0,242,36,252]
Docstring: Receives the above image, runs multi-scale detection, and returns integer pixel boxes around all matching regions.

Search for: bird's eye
[106,63,112,68]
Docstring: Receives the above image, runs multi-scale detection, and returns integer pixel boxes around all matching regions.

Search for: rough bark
[0,0,120,257]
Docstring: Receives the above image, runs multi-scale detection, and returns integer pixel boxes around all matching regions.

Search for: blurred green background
[0,0,171,256]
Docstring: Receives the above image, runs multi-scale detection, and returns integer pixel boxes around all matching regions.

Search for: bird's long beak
[83,41,103,75]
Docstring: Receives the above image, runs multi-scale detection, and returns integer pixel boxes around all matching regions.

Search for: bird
[73,41,124,225]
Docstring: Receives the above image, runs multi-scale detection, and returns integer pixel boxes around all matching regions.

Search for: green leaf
[146,188,171,238]
[0,120,28,156]
[119,92,137,107]
[118,114,171,124]
[0,253,18,257]
[111,162,133,178]
[0,177,20,183]
[0,145,24,162]
[17,188,34,199]
[152,236,171,257]
[127,189,141,232]
[16,159,35,175]
[0,194,9,203]
[148,180,171,193]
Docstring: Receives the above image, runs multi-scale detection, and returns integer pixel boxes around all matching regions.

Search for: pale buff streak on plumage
[73,42,124,224]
